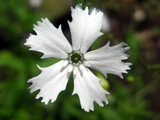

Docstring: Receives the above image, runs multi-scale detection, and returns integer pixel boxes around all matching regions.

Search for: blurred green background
[0,0,160,120]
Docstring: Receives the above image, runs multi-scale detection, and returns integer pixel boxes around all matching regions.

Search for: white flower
[25,5,132,112]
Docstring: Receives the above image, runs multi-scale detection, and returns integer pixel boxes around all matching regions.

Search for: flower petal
[28,60,71,104]
[84,42,132,78]
[72,65,109,112]
[68,5,104,53]
[25,18,72,59]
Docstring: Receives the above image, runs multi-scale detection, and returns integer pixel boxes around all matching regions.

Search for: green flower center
[71,53,81,63]
[68,51,84,66]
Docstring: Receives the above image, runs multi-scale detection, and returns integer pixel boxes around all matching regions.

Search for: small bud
[97,74,110,90]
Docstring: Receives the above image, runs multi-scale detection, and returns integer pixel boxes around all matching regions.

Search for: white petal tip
[124,46,130,51]
[122,42,128,46]
[107,41,110,46]
[128,63,133,66]
[106,101,109,104]
[120,76,124,79]
[44,102,48,105]
[27,79,32,83]
[35,94,41,99]
[36,64,42,70]
[106,91,110,95]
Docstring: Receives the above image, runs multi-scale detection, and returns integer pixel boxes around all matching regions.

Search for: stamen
[71,53,81,63]
[68,51,84,66]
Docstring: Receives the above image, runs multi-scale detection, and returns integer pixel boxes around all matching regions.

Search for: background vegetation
[0,0,160,120]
